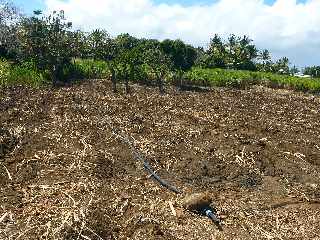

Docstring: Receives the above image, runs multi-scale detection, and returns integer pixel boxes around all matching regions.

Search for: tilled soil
[0,81,320,239]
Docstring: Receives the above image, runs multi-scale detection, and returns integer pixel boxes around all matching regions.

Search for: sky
[12,0,319,67]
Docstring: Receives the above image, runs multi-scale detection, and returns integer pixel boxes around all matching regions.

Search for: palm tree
[261,49,271,62]
[208,34,227,68]
[227,34,237,68]
[275,57,290,74]
[258,49,271,72]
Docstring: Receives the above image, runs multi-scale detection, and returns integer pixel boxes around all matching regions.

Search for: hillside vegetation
[0,4,319,93]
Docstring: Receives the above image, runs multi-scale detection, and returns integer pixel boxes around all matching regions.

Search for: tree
[304,66,320,78]
[260,49,271,62]
[226,34,237,68]
[290,65,299,75]
[14,10,74,85]
[0,0,20,59]
[108,61,117,93]
[160,39,197,71]
[233,35,258,70]
[139,38,160,50]
[207,34,227,68]
[86,29,114,60]
[203,34,259,71]
[69,30,87,59]
[273,57,290,74]
[107,36,150,93]
[115,33,139,53]
[257,49,272,72]
[194,47,208,67]
[0,0,19,24]
[144,47,173,94]
[113,46,143,93]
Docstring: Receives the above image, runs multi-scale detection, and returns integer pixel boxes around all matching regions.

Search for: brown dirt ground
[0,80,320,240]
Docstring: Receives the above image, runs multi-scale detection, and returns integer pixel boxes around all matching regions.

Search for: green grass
[71,59,110,79]
[183,68,320,92]
[0,60,46,87]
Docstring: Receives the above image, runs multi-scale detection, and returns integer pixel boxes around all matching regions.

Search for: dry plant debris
[0,82,320,239]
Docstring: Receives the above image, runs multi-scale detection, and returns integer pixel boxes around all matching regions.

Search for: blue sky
[13,0,307,14]
[11,0,319,67]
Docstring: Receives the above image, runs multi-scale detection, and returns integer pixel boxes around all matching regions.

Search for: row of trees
[304,66,320,78]
[0,5,199,91]
[1,1,316,92]
[196,34,295,75]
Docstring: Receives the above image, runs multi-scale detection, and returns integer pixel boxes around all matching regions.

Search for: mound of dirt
[0,81,320,239]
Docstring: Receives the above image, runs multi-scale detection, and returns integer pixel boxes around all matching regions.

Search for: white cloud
[44,0,320,67]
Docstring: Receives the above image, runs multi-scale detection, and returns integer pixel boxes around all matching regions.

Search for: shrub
[8,61,46,87]
[73,59,110,79]
[0,59,10,86]
[0,60,46,87]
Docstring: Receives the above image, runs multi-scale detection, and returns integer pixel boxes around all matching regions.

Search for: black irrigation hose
[143,160,182,194]
[112,129,182,194]
[111,127,221,228]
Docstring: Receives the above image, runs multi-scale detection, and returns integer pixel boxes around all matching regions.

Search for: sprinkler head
[182,192,221,226]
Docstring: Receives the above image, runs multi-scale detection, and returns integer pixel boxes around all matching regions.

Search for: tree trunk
[157,76,164,95]
[178,70,184,88]
[125,65,133,94]
[111,68,117,93]
[125,76,129,94]
[52,65,58,87]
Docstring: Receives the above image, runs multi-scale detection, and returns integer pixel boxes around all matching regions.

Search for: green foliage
[8,61,46,87]
[0,0,20,59]
[198,34,292,74]
[70,30,88,59]
[115,33,140,51]
[304,66,320,78]
[199,34,260,70]
[183,67,320,92]
[206,34,227,68]
[0,0,18,22]
[85,29,116,60]
[113,46,143,81]
[14,10,74,85]
[71,59,110,79]
[0,59,46,87]
[289,66,299,75]
[225,34,258,70]
[272,57,290,74]
[160,39,197,71]
[256,49,272,72]
[143,47,173,93]
[139,38,160,50]
[1,1,317,94]
[0,58,10,85]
